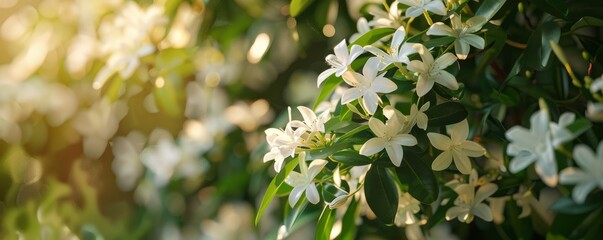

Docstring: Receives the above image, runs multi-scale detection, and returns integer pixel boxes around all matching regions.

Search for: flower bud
[328,195,350,209]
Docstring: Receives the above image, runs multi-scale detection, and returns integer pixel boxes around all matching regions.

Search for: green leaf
[475,0,506,20]
[566,118,592,137]
[315,207,336,240]
[530,0,568,19]
[152,73,182,117]
[425,102,468,126]
[490,88,520,106]
[331,150,373,166]
[571,16,603,32]
[314,76,342,110]
[364,166,398,224]
[284,198,309,232]
[423,36,455,48]
[337,198,359,240]
[306,142,353,160]
[338,125,369,141]
[523,22,561,70]
[290,0,315,17]
[396,151,439,203]
[255,159,299,225]
[350,28,395,46]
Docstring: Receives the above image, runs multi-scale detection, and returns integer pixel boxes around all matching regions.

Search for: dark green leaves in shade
[425,102,468,126]
[364,166,398,225]
[396,151,439,204]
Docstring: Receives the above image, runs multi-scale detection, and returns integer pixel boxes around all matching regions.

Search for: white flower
[360,114,418,166]
[367,2,405,29]
[140,138,181,187]
[317,40,364,86]
[263,111,307,172]
[395,192,421,226]
[290,106,330,133]
[591,74,603,93]
[397,0,447,18]
[112,131,146,191]
[427,13,486,60]
[315,86,346,113]
[73,97,127,160]
[365,26,417,70]
[407,44,458,97]
[446,182,498,223]
[586,101,603,122]
[512,185,534,218]
[285,158,328,207]
[94,2,167,89]
[427,120,485,175]
[506,108,576,187]
[407,102,430,130]
[350,17,371,42]
[559,141,603,204]
[341,57,397,115]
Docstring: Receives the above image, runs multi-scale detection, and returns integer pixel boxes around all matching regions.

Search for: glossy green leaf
[255,159,299,225]
[314,76,342,110]
[284,198,308,232]
[290,0,315,17]
[350,28,395,46]
[364,166,398,224]
[331,150,373,166]
[475,0,506,20]
[530,0,568,19]
[338,125,369,141]
[423,36,455,48]
[152,73,182,117]
[523,22,561,70]
[490,88,520,106]
[396,151,439,203]
[315,206,336,240]
[425,102,468,126]
[306,142,353,160]
[571,16,603,32]
[337,198,359,240]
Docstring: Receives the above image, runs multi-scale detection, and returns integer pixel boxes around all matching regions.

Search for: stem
[394,62,414,80]
[423,11,434,25]
[405,17,415,32]
[505,39,527,49]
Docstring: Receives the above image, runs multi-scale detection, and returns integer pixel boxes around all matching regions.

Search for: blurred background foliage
[0,0,366,238]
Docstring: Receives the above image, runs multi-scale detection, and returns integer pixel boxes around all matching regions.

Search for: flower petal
[451,120,469,143]
[424,0,446,15]
[509,151,536,173]
[317,68,338,87]
[454,40,469,60]
[372,76,397,93]
[333,40,349,61]
[386,144,404,167]
[559,167,592,184]
[472,203,493,222]
[465,16,487,33]
[341,88,363,104]
[461,141,485,157]
[392,26,407,50]
[534,154,558,187]
[308,159,328,178]
[391,134,418,146]
[452,149,472,175]
[407,60,427,73]
[435,53,457,70]
[572,182,597,204]
[432,150,453,171]
[463,34,485,49]
[363,57,381,79]
[369,117,387,137]
[416,75,435,97]
[360,137,387,156]
[445,206,466,221]
[427,132,451,150]
[306,184,321,204]
[289,186,305,207]
[573,144,597,170]
[405,6,424,18]
[427,22,453,36]
[413,44,434,64]
[475,183,498,203]
[342,70,363,87]
[362,92,380,115]
[349,44,365,62]
[433,70,459,90]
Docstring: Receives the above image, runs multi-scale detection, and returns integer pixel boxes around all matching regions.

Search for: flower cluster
[261,0,603,239]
